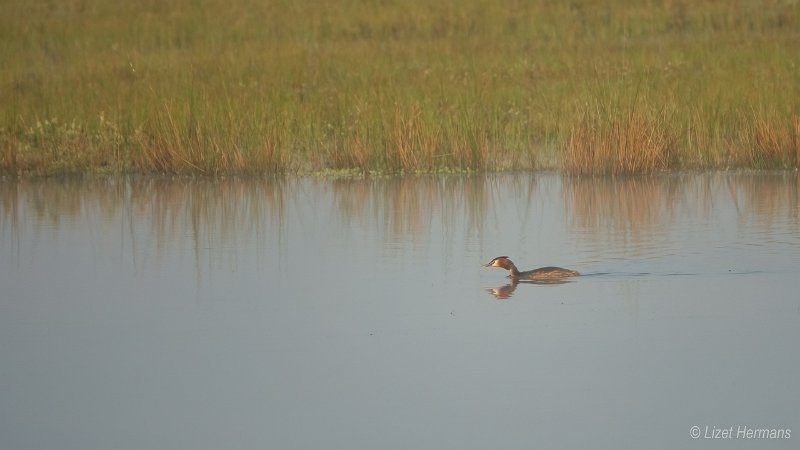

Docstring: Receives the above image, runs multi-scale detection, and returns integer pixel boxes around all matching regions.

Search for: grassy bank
[1,0,799,176]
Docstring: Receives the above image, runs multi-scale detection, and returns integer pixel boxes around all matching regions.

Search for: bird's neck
[506,262,520,277]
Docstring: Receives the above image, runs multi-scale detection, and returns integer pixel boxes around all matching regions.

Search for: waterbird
[484,256,580,280]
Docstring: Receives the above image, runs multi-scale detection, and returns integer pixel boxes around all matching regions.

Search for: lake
[1,172,798,449]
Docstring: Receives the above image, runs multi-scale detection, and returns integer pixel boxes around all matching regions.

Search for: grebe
[484,256,580,280]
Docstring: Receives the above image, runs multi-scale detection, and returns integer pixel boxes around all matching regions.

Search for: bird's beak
[483,261,493,267]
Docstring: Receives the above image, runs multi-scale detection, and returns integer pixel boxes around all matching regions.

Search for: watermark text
[690,425,791,440]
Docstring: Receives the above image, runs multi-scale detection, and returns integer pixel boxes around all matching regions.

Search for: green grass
[1,0,799,175]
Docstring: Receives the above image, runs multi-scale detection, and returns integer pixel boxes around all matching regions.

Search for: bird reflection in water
[485,277,572,299]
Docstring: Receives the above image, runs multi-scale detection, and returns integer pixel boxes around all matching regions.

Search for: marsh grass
[1,0,798,175]
[562,97,677,174]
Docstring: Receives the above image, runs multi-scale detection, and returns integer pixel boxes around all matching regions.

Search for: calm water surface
[1,172,799,449]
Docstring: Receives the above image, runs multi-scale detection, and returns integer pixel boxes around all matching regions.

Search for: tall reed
[1,0,798,175]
